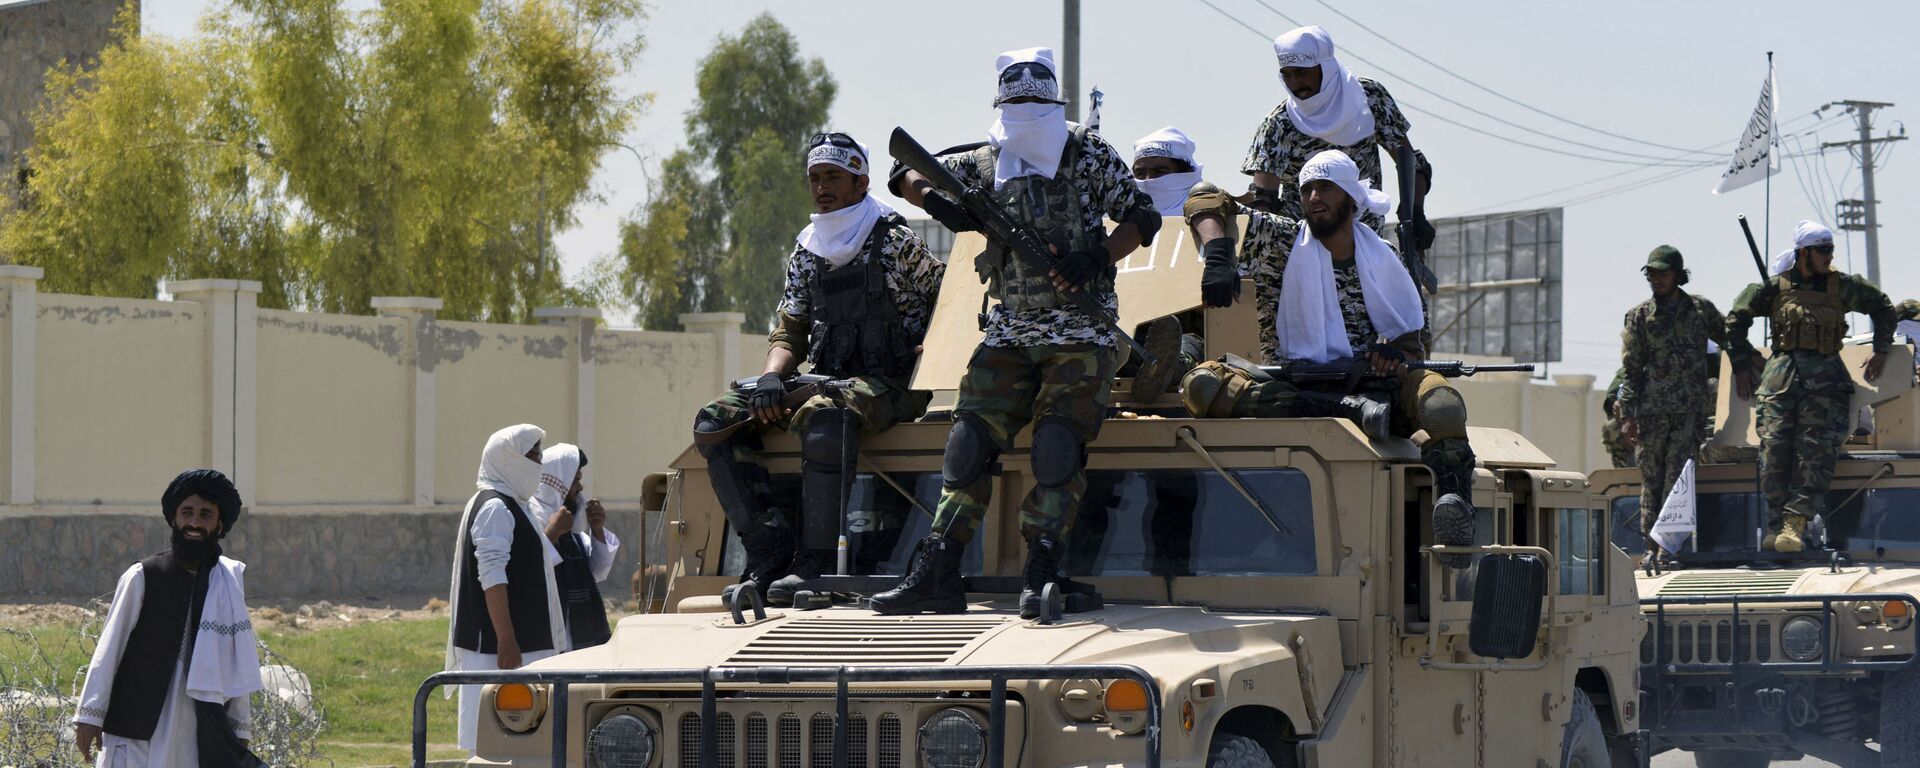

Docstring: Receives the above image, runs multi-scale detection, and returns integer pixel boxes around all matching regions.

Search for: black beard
[563,492,582,513]
[170,526,219,566]
[1307,214,1346,240]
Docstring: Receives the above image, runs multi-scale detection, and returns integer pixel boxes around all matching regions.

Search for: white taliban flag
[1649,459,1698,553]
[1712,65,1779,195]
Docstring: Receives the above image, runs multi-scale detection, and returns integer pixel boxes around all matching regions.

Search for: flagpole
[1765,51,1774,259]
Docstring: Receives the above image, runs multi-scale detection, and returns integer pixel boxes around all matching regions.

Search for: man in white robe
[444,423,568,753]
[530,443,620,649]
[74,469,262,768]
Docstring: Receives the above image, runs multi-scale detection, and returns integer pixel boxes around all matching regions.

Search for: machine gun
[887,126,1153,366]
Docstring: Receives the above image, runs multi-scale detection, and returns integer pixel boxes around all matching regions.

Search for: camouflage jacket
[1726,271,1895,395]
[1618,291,1727,418]
[1237,208,1425,365]
[1240,78,1411,224]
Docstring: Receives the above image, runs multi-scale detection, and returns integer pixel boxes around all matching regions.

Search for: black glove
[1404,211,1436,252]
[748,372,786,415]
[1201,238,1241,307]
[922,191,982,233]
[1055,247,1105,290]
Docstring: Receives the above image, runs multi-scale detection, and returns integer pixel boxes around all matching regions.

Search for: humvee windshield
[721,467,1316,582]
[1610,487,1920,556]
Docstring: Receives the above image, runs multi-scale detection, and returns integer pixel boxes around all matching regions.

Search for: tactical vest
[452,491,556,655]
[104,551,210,740]
[965,125,1113,312]
[1770,274,1848,355]
[806,213,918,378]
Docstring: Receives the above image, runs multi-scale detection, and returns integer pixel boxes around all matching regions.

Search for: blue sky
[127,0,1920,379]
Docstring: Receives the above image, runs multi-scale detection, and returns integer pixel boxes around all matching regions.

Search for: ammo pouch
[968,125,1113,318]
[1769,275,1847,355]
[1181,358,1267,418]
[806,214,918,378]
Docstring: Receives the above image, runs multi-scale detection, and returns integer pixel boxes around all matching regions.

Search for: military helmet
[1642,244,1689,285]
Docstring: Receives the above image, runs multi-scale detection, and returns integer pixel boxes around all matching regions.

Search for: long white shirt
[456,497,569,754]
[74,563,251,768]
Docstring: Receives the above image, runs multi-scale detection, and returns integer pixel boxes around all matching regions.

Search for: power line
[1303,0,1725,158]
[1396,100,1717,167]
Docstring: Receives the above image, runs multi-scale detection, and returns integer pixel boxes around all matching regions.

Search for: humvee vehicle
[1598,343,1920,767]
[420,226,1645,767]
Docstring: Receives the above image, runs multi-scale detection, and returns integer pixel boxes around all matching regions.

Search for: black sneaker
[869,537,966,615]
[767,548,833,606]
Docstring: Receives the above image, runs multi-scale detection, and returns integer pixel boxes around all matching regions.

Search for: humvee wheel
[1884,667,1920,761]
[1560,690,1609,768]
[1690,751,1769,768]
[1205,733,1276,768]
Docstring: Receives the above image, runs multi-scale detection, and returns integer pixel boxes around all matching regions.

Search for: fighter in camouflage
[1598,330,1920,767]
[422,212,1647,768]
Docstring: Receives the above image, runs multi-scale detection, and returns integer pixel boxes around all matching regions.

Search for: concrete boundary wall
[0,268,1609,598]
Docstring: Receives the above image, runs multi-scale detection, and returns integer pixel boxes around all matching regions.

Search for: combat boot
[1018,534,1065,620]
[1295,391,1392,440]
[725,522,794,605]
[1129,317,1185,398]
[1770,515,1809,553]
[767,548,832,606]
[1431,493,1476,568]
[869,536,966,615]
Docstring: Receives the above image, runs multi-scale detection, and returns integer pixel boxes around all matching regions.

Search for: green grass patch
[259,618,464,766]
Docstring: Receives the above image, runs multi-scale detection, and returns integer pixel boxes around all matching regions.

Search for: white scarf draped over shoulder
[1275,151,1423,363]
[184,556,262,704]
[798,195,893,269]
[1274,26,1376,146]
[444,423,552,683]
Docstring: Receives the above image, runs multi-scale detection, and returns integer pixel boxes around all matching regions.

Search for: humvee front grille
[1641,618,1774,664]
[1657,571,1803,597]
[680,709,898,768]
[725,616,1011,666]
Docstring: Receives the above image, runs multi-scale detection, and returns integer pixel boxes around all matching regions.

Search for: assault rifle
[887,127,1153,366]
[1227,353,1534,389]
[691,374,847,447]
[1394,144,1439,294]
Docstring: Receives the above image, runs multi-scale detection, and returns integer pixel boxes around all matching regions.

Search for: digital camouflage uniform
[1617,254,1727,547]
[1725,270,1894,539]
[693,214,944,589]
[923,126,1158,544]
[1601,368,1636,469]
[1241,78,1411,228]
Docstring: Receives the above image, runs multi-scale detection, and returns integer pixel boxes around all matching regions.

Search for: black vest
[553,532,611,649]
[103,551,212,740]
[452,491,556,654]
[806,213,919,378]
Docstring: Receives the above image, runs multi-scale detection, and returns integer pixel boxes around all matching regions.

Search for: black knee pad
[693,417,729,459]
[800,408,856,469]
[943,413,1000,490]
[1030,416,1084,488]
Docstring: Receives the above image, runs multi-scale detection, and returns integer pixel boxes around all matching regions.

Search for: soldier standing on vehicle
[1726,220,1896,553]
[691,133,945,605]
[871,47,1161,618]
[1179,149,1477,565]
[1602,368,1637,469]
[1617,246,1727,555]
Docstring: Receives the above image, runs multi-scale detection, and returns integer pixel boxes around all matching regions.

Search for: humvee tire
[1690,751,1768,768]
[1206,733,1277,768]
[1561,689,1609,768]
[1884,668,1920,765]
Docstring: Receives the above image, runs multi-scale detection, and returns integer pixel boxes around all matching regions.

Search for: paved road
[1651,753,1839,767]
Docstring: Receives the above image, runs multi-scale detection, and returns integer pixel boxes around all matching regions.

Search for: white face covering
[798,193,894,268]
[987,102,1070,189]
[1274,26,1376,146]
[477,423,546,504]
[1139,169,1204,217]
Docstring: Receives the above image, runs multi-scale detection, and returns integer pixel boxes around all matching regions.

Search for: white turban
[988,47,1071,189]
[1773,220,1835,275]
[476,423,546,504]
[1273,26,1376,146]
[1298,149,1392,218]
[1133,127,1205,217]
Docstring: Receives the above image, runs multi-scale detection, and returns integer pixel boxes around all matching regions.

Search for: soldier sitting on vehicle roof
[1179,149,1477,566]
[691,133,945,606]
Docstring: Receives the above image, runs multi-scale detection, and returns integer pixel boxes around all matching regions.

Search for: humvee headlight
[1102,679,1150,735]
[1886,600,1914,630]
[1855,602,1885,625]
[918,708,986,768]
[490,683,546,734]
[1058,678,1102,721]
[1782,616,1825,661]
[588,712,656,768]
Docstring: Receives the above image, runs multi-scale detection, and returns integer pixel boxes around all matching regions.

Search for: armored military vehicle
[1599,344,1920,767]
[421,227,1645,767]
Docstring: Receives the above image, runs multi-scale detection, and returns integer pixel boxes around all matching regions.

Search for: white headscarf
[987,48,1072,189]
[445,423,550,681]
[1274,26,1376,147]
[1275,151,1423,363]
[534,443,587,537]
[1133,126,1205,217]
[1773,219,1835,276]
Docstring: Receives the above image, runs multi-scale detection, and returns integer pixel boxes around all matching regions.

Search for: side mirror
[1468,553,1546,659]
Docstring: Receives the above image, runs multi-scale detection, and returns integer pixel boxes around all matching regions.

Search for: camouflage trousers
[1602,416,1637,469]
[1228,368,1476,499]
[695,374,930,529]
[1755,384,1852,524]
[930,343,1119,543]
[1634,412,1703,537]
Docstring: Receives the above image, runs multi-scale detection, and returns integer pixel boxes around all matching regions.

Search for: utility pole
[1062,0,1080,122]
[1822,100,1906,284]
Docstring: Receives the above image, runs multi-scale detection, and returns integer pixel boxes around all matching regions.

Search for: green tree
[1,0,645,321]
[620,13,834,331]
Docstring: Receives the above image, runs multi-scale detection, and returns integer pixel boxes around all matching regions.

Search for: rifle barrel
[1737,214,1768,281]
